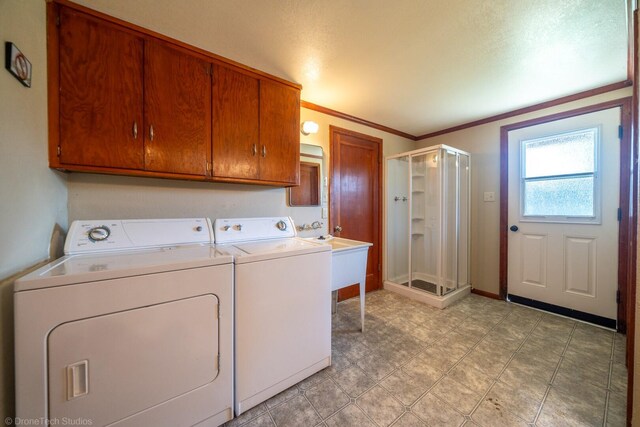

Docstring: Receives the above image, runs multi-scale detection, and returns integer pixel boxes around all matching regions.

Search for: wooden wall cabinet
[259,80,300,184]
[143,41,211,177]
[212,66,300,185]
[58,7,144,170]
[49,1,301,187]
[212,65,260,181]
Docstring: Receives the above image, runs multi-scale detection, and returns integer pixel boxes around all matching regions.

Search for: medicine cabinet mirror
[289,144,325,207]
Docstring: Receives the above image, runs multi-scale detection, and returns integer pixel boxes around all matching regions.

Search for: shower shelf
[412,217,424,221]
[412,174,425,178]
[412,189,424,194]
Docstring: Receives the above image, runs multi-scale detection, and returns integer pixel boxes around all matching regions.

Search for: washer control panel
[88,226,111,242]
[214,217,296,244]
[64,218,213,255]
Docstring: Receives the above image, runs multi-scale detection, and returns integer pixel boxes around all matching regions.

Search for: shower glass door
[386,156,409,285]
[410,150,440,294]
[442,150,458,295]
[458,153,470,288]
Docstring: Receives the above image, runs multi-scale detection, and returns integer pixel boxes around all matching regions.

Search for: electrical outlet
[484,192,495,202]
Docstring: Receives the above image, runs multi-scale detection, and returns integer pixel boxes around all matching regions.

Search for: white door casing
[507,107,621,320]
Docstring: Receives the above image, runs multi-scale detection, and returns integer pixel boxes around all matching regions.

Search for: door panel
[507,107,620,320]
[520,233,547,288]
[59,8,143,169]
[330,127,382,300]
[259,80,300,184]
[144,41,211,176]
[564,236,596,296]
[213,66,260,180]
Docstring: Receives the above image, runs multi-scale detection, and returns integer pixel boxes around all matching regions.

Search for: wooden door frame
[627,10,638,426]
[499,97,635,423]
[329,125,384,292]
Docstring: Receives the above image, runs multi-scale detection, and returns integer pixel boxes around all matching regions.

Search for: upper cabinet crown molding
[48,0,301,187]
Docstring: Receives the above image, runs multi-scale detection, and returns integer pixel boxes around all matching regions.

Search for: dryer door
[48,294,219,425]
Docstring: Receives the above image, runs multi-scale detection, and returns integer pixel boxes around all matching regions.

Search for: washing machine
[213,217,332,415]
[14,218,234,427]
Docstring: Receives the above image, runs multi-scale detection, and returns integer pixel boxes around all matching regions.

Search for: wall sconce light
[301,120,319,135]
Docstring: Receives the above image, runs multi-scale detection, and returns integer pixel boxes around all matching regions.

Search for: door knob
[510,225,519,232]
[334,225,343,233]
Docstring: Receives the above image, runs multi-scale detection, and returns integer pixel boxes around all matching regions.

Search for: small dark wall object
[5,42,32,87]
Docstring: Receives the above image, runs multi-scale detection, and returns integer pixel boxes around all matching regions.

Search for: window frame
[519,126,602,224]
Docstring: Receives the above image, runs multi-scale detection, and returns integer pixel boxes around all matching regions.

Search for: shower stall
[385,144,470,308]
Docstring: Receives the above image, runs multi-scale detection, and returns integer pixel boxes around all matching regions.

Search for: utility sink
[306,236,372,331]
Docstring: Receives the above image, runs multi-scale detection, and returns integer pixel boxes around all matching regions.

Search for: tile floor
[226,290,628,427]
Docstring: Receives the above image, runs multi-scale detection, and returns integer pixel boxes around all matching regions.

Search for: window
[520,127,599,222]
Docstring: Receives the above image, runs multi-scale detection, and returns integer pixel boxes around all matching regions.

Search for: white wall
[416,87,632,295]
[0,0,68,420]
[0,0,67,281]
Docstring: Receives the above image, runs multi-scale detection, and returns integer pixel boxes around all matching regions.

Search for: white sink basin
[306,237,372,331]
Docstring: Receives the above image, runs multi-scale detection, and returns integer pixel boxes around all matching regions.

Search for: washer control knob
[88,226,110,242]
[195,226,203,232]
[276,220,287,231]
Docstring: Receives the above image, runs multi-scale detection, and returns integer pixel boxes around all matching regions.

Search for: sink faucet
[296,221,324,231]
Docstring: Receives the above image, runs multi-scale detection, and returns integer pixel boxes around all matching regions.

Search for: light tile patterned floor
[226,290,628,427]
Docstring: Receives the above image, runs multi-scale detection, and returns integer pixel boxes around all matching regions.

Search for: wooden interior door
[144,41,211,176]
[330,126,382,301]
[259,80,300,184]
[212,65,260,180]
[58,7,144,169]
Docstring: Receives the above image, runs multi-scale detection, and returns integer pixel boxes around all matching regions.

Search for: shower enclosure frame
[384,144,471,309]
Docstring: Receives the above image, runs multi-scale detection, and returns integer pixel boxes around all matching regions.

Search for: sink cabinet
[49,1,300,186]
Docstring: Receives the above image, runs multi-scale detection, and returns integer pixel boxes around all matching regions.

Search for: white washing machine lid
[217,238,330,264]
[15,244,233,292]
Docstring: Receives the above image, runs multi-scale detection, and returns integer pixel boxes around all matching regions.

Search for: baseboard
[470,288,501,300]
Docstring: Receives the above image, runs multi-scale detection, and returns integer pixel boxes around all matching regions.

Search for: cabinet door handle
[132,121,138,139]
[149,125,154,142]
[262,145,266,157]
[252,144,257,156]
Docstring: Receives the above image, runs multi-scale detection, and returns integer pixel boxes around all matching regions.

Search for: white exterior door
[507,107,621,321]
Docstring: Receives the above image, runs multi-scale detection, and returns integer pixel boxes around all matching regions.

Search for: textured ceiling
[74,0,629,137]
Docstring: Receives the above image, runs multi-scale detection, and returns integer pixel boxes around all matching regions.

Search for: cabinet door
[259,80,300,184]
[58,7,143,169]
[212,66,260,180]
[144,41,211,176]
